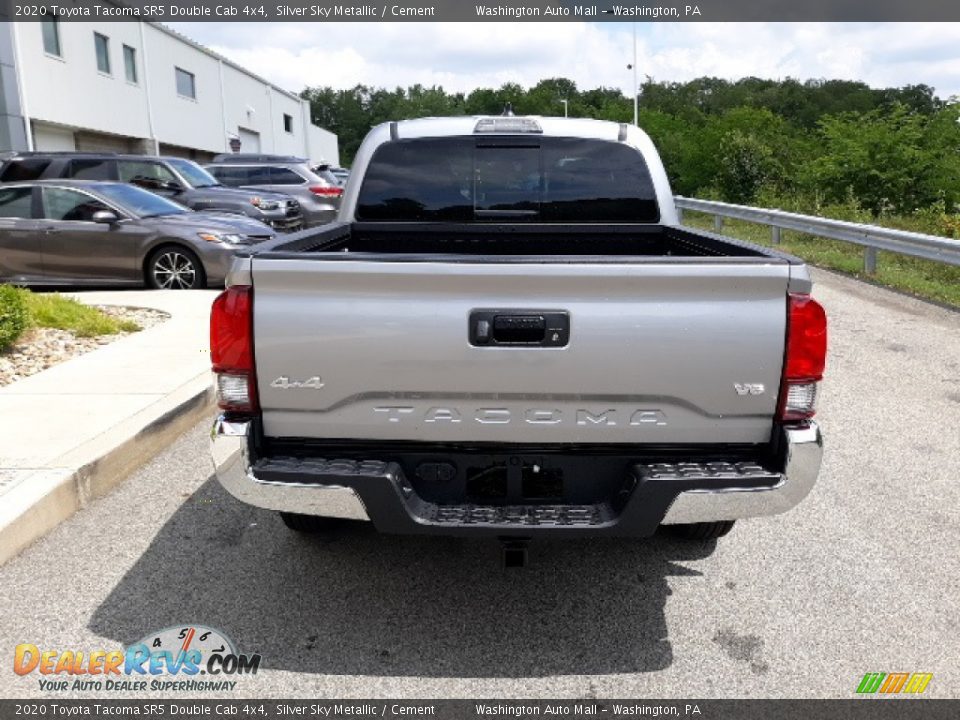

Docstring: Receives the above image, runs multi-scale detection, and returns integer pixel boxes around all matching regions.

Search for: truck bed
[245,221,799,263]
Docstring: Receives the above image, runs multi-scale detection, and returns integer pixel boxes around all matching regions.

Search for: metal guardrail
[674,196,960,273]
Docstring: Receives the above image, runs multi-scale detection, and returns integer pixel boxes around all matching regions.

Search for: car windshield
[95,183,190,218]
[166,159,220,188]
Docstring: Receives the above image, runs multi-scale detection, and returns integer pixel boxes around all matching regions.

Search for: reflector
[217,374,252,410]
[782,382,817,420]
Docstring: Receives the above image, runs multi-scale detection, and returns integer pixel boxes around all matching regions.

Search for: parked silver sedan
[0,180,274,289]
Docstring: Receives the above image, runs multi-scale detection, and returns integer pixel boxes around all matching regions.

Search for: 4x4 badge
[734,383,765,395]
[271,376,324,390]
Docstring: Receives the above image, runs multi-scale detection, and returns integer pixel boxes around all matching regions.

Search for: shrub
[25,293,139,337]
[0,285,29,352]
[716,131,779,204]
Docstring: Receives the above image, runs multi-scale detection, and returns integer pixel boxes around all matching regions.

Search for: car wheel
[147,247,206,290]
[279,512,338,533]
[665,520,736,541]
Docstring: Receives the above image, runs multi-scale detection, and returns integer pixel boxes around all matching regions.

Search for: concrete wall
[309,124,340,166]
[6,21,338,164]
[20,22,152,142]
[142,23,224,152]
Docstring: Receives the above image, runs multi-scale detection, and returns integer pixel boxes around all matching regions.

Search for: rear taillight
[778,293,827,422]
[211,285,257,414]
[309,185,343,198]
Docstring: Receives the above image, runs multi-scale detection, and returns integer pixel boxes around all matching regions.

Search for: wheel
[666,520,736,541]
[279,512,338,533]
[146,246,206,290]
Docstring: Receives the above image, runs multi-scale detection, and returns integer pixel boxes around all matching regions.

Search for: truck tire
[279,512,337,533]
[667,520,736,541]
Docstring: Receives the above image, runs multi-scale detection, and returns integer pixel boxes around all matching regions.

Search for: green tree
[716,131,778,203]
[803,104,936,213]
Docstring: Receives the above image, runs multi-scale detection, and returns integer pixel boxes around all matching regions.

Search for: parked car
[0,152,305,232]
[327,166,350,186]
[205,154,342,227]
[210,116,827,565]
[0,180,274,289]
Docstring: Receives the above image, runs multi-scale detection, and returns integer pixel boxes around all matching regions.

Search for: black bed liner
[243,221,802,264]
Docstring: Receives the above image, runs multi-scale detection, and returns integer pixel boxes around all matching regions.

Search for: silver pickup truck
[210,115,826,561]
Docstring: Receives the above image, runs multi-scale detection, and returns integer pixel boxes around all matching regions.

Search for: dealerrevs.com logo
[14,625,261,693]
[856,672,933,696]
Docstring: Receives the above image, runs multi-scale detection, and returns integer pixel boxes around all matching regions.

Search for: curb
[0,378,215,567]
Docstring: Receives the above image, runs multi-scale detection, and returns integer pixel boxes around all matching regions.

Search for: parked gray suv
[0,152,305,232]
[204,154,342,227]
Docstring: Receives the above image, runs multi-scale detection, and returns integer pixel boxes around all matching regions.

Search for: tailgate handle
[470,310,569,347]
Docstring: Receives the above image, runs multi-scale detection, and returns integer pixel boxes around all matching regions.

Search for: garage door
[33,124,76,152]
[237,128,261,153]
[75,131,138,153]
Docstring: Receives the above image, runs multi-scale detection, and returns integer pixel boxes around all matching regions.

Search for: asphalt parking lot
[0,268,958,699]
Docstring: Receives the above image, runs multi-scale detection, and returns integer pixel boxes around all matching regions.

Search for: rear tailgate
[251,258,789,445]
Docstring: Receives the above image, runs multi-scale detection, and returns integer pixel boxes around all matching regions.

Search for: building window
[175,67,196,99]
[94,32,110,75]
[41,18,61,57]
[123,45,137,84]
[283,114,293,133]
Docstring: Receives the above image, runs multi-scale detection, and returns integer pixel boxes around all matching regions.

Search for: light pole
[632,23,638,125]
[559,99,568,117]
[626,24,639,126]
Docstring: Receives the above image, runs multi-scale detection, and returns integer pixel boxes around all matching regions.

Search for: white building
[0,19,339,164]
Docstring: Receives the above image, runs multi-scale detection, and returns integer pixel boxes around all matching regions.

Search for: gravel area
[0,305,169,387]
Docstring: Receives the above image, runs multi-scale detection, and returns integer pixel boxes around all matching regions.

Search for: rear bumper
[210,418,822,536]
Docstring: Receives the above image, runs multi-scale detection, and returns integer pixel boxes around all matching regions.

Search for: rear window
[0,159,52,182]
[356,137,660,223]
[313,168,340,186]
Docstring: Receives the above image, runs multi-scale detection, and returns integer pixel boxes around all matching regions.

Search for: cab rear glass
[356,137,660,223]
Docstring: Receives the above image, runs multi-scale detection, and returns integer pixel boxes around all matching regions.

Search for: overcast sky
[168,23,960,101]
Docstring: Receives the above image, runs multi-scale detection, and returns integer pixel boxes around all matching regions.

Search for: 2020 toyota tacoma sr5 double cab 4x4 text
[209,115,827,558]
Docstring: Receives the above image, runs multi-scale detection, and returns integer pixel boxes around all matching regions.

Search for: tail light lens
[778,293,827,421]
[309,185,343,198]
[211,285,257,413]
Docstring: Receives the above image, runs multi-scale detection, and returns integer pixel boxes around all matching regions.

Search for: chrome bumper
[210,417,370,521]
[210,417,821,527]
[661,422,823,524]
